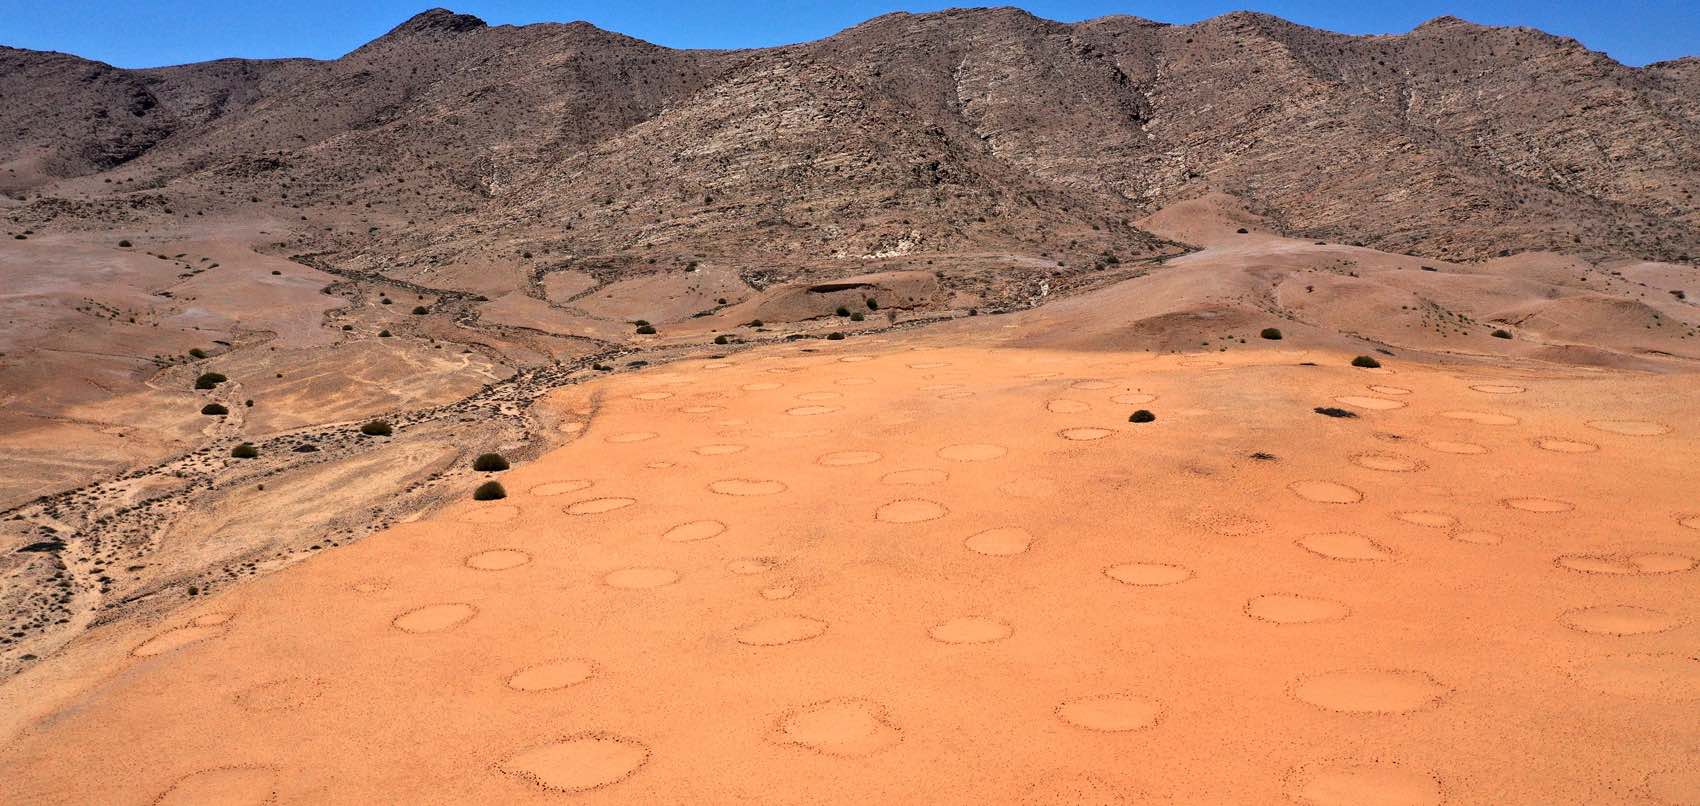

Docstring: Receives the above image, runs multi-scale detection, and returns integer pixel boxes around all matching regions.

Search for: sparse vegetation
[850,312,865,321]
[411,305,429,315]
[1351,355,1381,368]
[1129,409,1156,423]
[827,332,845,340]
[835,306,850,316]
[473,481,507,501]
[118,239,131,247]
[200,403,228,415]
[359,420,392,437]
[865,299,879,310]
[1260,327,1283,340]
[194,372,227,390]
[1491,329,1513,339]
[472,452,509,472]
[378,329,392,337]
[714,335,730,345]
[188,348,208,359]
[636,324,657,335]
[1314,407,1357,418]
[230,443,258,458]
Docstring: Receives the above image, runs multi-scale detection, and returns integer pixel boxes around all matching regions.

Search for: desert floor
[2,310,1697,803]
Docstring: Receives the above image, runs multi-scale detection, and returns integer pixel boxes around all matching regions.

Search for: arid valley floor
[3,6,1700,804]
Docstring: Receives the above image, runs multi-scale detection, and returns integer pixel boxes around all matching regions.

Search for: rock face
[3,7,1698,265]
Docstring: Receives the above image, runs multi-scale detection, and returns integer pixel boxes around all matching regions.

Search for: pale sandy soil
[1,321,1696,803]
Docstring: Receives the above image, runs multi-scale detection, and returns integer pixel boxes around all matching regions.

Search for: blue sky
[1,0,1694,68]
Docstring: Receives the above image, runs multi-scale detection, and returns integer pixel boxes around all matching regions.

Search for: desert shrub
[230,443,258,459]
[592,363,612,371]
[411,305,428,315]
[827,332,846,340]
[472,452,509,472]
[633,319,650,327]
[1491,329,1512,339]
[1236,227,1249,234]
[359,420,392,437]
[472,481,507,501]
[342,324,353,331]
[1351,355,1381,368]
[1129,409,1156,423]
[850,312,865,322]
[636,324,657,335]
[293,444,319,453]
[270,270,281,275]
[188,348,208,359]
[1314,407,1357,418]
[714,335,730,345]
[1260,328,1283,340]
[118,239,131,247]
[380,297,392,305]
[378,329,392,337]
[835,306,850,316]
[200,403,228,415]
[748,319,764,327]
[1250,452,1278,461]
[194,372,227,390]
[865,299,879,310]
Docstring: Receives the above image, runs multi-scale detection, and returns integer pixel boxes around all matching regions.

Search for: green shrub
[636,324,657,335]
[747,319,764,327]
[714,335,730,345]
[835,306,850,316]
[472,452,509,472]
[866,299,879,310]
[230,443,258,458]
[200,403,228,415]
[411,305,428,315]
[850,312,865,322]
[1351,355,1381,368]
[118,239,131,247]
[1129,409,1156,423]
[1314,407,1357,418]
[633,319,650,327]
[473,481,507,501]
[827,332,845,340]
[1260,328,1283,340]
[378,329,392,338]
[188,348,208,359]
[359,420,392,437]
[1491,329,1512,339]
[194,372,227,390]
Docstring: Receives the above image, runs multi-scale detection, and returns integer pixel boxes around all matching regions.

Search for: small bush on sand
[865,299,879,310]
[636,324,657,335]
[827,332,846,340]
[1491,329,1512,339]
[1351,355,1381,369]
[1129,409,1156,423]
[188,348,208,359]
[200,403,228,415]
[194,372,227,390]
[835,306,850,317]
[850,312,865,322]
[747,319,764,327]
[378,329,392,338]
[411,305,428,315]
[473,481,507,501]
[714,335,730,345]
[1260,327,1283,340]
[118,239,132,247]
[293,443,319,453]
[360,420,392,437]
[230,443,258,459]
[1314,407,1357,418]
[472,452,509,472]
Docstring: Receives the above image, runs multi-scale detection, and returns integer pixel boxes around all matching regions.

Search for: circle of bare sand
[465,549,532,571]
[631,391,673,401]
[1282,759,1444,806]
[152,766,277,806]
[881,468,947,485]
[1555,553,1696,576]
[1439,410,1519,425]
[1298,533,1393,562]
[709,479,787,496]
[1502,496,1574,513]
[1394,511,1457,528]
[1534,437,1599,453]
[1563,653,1700,700]
[937,443,1008,461]
[928,616,1013,644]
[1104,562,1194,587]
[1190,510,1269,537]
[838,355,874,363]
[1046,399,1091,413]
[1368,384,1413,395]
[1245,594,1351,625]
[1054,694,1164,732]
[727,558,777,575]
[531,480,593,496]
[1585,419,1671,436]
[694,443,747,456]
[1451,530,1504,546]
[1288,480,1363,504]
[1110,392,1157,405]
[565,497,636,514]
[606,431,658,443]
[1644,768,1700,806]
[795,391,842,401]
[462,505,520,524]
[909,361,951,369]
[919,383,962,392]
[559,422,585,434]
[1559,605,1682,636]
[192,612,233,627]
[1424,440,1488,455]
[1351,453,1426,472]
[498,733,650,793]
[1681,514,1700,531]
[771,698,900,757]
[837,377,876,388]
[678,405,724,414]
[786,405,841,416]
[507,659,597,691]
[761,585,795,600]
[1470,383,1526,394]
[741,382,783,391]
[1059,427,1115,441]
[349,577,391,594]
[391,603,478,634]
[735,615,829,646]
[818,450,881,466]
[964,527,1033,556]
[1334,395,1406,411]
[1070,380,1115,390]
[133,625,225,657]
[662,520,726,543]
[1179,358,1221,368]
[876,499,949,523]
[232,677,324,713]
[1290,669,1449,714]
[603,567,678,589]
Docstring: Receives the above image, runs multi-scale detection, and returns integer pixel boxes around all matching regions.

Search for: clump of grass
[472,481,507,501]
[850,311,865,322]
[293,444,319,453]
[230,443,258,459]
[865,299,879,310]
[1491,329,1513,339]
[472,453,509,472]
[1314,407,1357,418]
[1351,355,1381,368]
[200,403,228,415]
[1250,451,1278,461]
[827,332,846,340]
[194,372,227,390]
[359,420,392,437]
[1129,409,1156,423]
[714,335,730,345]
[1260,327,1283,340]
[188,348,208,359]
[636,324,657,335]
[835,306,850,317]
